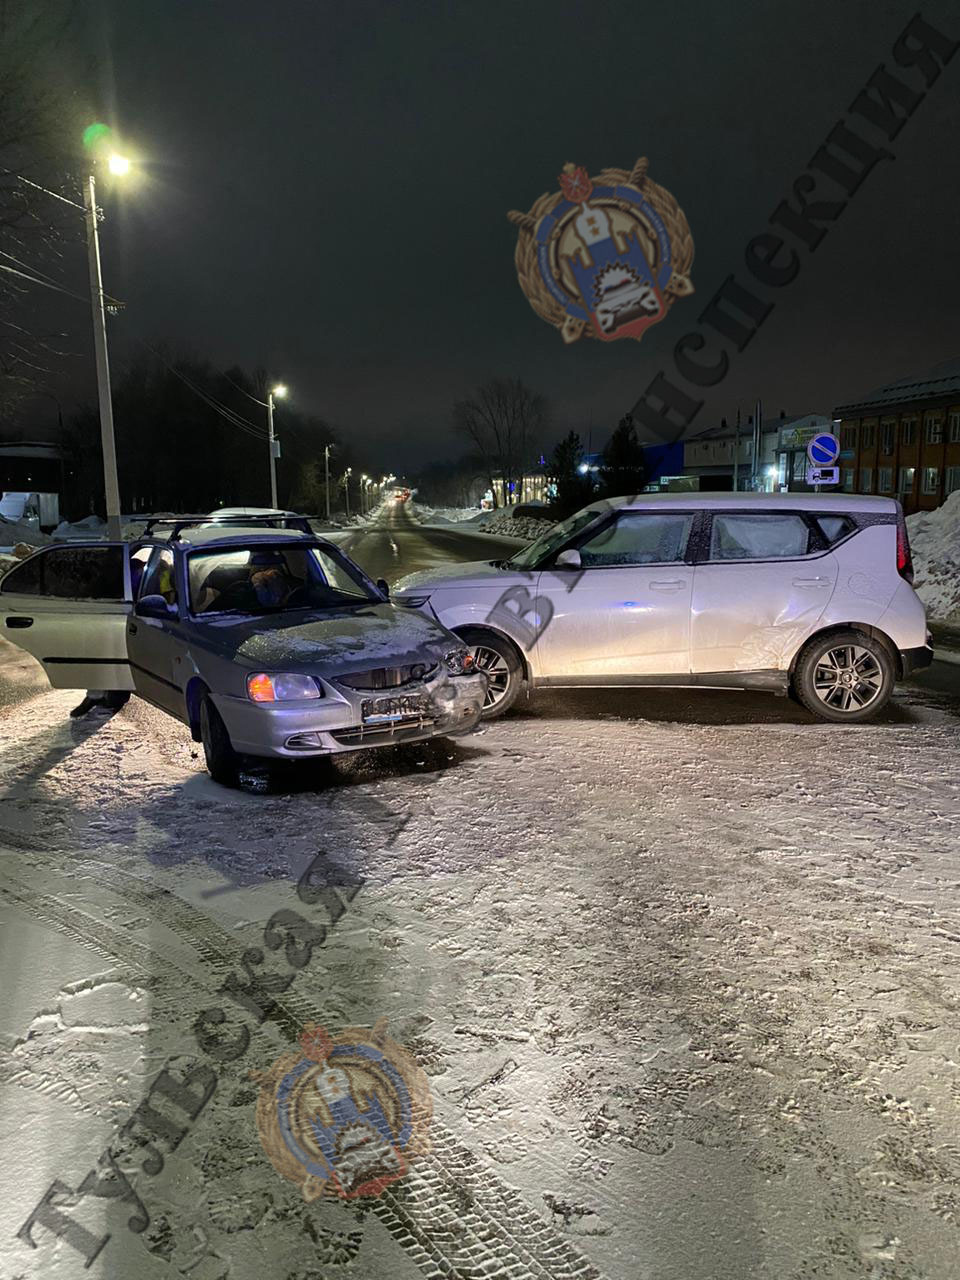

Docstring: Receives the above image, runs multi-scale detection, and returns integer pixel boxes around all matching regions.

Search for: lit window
[899,466,915,493]
[922,467,939,495]
[925,416,943,444]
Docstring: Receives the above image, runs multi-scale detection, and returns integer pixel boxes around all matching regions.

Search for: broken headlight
[442,647,475,675]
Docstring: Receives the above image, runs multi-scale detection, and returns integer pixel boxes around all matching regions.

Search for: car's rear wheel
[457,628,523,719]
[793,630,894,723]
[199,694,239,786]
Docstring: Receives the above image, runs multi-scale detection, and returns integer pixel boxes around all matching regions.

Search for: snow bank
[907,491,960,621]
[413,504,483,525]
[0,516,50,551]
[471,509,556,540]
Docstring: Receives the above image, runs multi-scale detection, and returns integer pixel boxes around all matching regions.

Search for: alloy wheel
[812,644,884,714]
[468,644,512,710]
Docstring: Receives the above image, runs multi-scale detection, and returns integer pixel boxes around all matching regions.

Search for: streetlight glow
[107,153,131,176]
[271,383,288,399]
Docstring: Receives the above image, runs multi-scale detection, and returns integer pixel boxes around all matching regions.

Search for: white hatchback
[394,493,933,723]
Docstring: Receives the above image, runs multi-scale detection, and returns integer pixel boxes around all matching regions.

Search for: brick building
[833,358,960,514]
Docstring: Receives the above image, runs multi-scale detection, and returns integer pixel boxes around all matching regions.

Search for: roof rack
[137,513,317,539]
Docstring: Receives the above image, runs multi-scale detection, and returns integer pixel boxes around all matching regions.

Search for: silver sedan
[0,525,486,788]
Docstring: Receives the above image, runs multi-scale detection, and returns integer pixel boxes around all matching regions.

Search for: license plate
[361,694,432,724]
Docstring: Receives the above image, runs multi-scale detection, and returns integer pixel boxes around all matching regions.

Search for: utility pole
[752,398,763,490]
[324,444,332,521]
[83,174,122,540]
[265,383,287,508]
[343,468,351,518]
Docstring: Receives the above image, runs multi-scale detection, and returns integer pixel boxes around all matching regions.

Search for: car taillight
[896,508,914,583]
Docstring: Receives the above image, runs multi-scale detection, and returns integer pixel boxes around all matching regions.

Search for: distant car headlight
[443,647,475,675]
[398,593,432,608]
[247,672,323,702]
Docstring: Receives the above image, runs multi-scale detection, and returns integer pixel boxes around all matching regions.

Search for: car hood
[394,559,520,594]
[195,603,458,672]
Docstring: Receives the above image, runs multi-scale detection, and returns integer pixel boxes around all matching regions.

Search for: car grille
[332,716,437,746]
[337,663,438,690]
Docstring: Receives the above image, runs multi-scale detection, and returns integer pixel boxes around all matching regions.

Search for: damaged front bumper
[216,668,486,759]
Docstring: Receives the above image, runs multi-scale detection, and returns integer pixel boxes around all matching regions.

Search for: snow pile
[412,504,481,525]
[0,517,50,551]
[52,514,107,540]
[907,491,960,620]
[472,509,556,540]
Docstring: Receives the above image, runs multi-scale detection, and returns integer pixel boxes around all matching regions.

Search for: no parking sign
[806,433,840,467]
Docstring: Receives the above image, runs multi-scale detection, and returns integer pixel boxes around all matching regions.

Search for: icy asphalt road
[1,513,960,1280]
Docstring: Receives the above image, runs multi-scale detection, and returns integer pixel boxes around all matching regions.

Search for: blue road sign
[807,432,840,466]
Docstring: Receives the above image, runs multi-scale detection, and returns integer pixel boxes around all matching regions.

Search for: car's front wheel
[199,694,240,786]
[792,630,895,723]
[457,628,524,719]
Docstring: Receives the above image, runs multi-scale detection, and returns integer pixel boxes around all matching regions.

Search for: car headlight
[398,593,432,608]
[443,647,475,675]
[247,672,323,702]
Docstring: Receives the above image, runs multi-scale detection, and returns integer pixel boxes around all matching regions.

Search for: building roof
[686,413,827,442]
[834,356,960,415]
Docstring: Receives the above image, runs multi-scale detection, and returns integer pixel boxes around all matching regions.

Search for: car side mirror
[136,593,178,620]
[555,548,581,569]
[376,578,390,599]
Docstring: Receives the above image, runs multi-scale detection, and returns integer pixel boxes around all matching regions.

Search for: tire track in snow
[0,838,609,1280]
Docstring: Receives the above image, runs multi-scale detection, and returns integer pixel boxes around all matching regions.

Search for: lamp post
[323,443,333,521]
[265,383,287,508]
[343,467,352,518]
[360,474,368,515]
[83,155,130,540]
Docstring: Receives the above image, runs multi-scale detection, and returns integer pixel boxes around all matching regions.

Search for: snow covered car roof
[605,492,901,513]
[166,525,323,549]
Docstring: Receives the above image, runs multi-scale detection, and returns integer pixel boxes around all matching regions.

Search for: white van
[394,493,933,723]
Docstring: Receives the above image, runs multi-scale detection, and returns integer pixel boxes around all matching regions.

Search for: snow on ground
[908,491,960,622]
[411,501,556,541]
[2,673,960,1278]
[0,516,51,551]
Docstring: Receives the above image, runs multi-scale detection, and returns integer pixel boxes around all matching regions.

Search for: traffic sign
[807,465,839,485]
[807,432,840,466]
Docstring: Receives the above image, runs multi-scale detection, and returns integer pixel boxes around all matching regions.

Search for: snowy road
[2,513,960,1280]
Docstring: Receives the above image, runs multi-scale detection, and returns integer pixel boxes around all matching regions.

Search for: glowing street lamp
[81,125,135,539]
[265,384,288,508]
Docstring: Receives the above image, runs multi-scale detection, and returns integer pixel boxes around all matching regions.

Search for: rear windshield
[188,544,377,614]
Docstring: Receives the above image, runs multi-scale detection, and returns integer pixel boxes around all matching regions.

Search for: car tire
[199,694,239,786]
[458,628,524,719]
[792,630,895,723]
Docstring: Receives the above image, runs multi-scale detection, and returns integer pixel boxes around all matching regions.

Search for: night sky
[51,0,960,465]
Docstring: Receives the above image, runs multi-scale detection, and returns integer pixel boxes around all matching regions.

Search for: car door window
[140,548,178,605]
[709,513,811,561]
[130,545,153,598]
[577,512,694,567]
[0,545,124,599]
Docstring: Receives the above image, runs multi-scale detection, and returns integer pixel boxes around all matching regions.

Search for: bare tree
[452,377,547,506]
[0,1,86,415]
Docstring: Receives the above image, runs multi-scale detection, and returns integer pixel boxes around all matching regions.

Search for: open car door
[0,543,135,691]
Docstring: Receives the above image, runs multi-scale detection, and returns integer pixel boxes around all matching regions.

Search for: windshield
[507,508,605,568]
[188,544,378,615]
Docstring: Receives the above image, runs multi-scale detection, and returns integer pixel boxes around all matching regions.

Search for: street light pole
[344,468,352,518]
[266,391,278,508]
[83,173,122,539]
[324,444,332,521]
[265,383,287,508]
